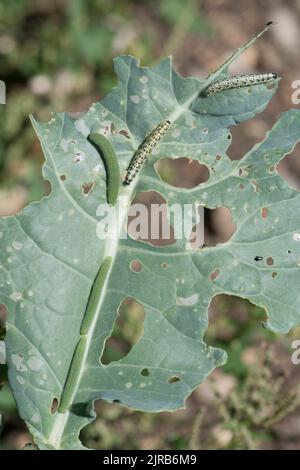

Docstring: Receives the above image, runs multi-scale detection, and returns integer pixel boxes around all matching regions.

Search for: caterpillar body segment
[202,72,278,97]
[123,120,171,186]
[88,133,120,205]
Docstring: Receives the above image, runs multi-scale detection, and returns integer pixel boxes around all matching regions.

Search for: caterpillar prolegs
[123,120,171,186]
[202,72,278,97]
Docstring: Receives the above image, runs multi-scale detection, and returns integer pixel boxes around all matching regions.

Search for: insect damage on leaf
[2,21,300,451]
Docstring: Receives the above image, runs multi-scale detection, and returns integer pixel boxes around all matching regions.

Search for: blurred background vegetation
[1,0,300,450]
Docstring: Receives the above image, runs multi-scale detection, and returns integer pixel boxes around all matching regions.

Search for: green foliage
[1,24,300,450]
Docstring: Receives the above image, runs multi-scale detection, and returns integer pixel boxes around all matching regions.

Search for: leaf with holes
[1,24,299,450]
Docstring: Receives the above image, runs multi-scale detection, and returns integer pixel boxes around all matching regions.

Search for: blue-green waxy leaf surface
[1,37,300,449]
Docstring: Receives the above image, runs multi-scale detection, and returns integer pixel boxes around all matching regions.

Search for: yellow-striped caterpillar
[202,72,278,97]
[123,120,171,186]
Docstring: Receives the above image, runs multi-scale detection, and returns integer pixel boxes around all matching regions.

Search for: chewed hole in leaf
[277,141,300,191]
[100,298,144,366]
[201,207,235,248]
[140,368,150,376]
[128,191,175,247]
[189,222,204,250]
[268,165,276,174]
[50,397,59,414]
[251,179,260,193]
[209,269,220,281]
[188,204,205,249]
[81,182,95,196]
[205,294,268,346]
[130,259,143,273]
[228,119,269,161]
[60,174,67,181]
[155,157,209,188]
[119,129,130,139]
[266,83,276,90]
[168,375,181,384]
[110,122,116,134]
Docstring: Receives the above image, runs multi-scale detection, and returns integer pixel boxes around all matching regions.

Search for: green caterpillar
[58,257,112,413]
[80,256,112,335]
[58,336,87,413]
[88,133,120,205]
